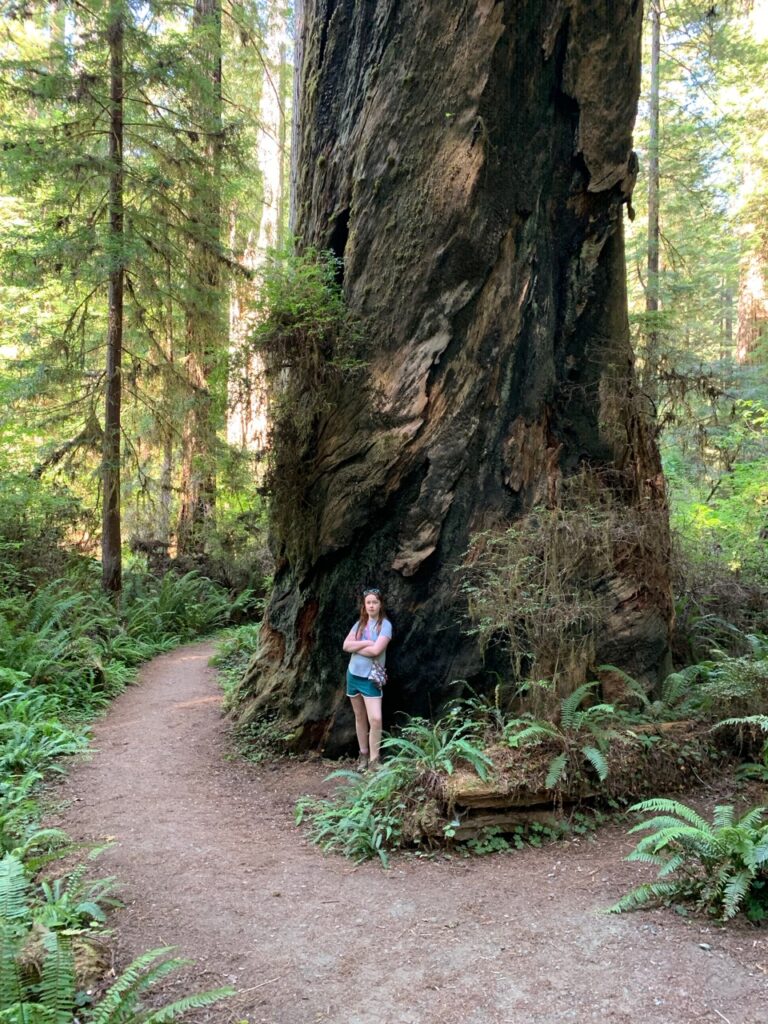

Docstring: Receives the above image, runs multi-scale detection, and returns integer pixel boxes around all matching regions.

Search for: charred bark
[236,0,673,752]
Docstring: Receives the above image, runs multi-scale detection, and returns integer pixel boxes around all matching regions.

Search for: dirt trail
[51,642,767,1024]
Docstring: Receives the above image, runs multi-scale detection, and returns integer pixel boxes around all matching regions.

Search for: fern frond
[560,682,599,729]
[505,723,558,748]
[624,850,667,867]
[596,665,650,709]
[661,664,707,707]
[39,930,75,1023]
[581,745,608,781]
[607,880,683,914]
[735,806,768,830]
[751,834,768,866]
[0,921,25,1012]
[0,853,28,920]
[545,752,568,789]
[87,948,185,1024]
[628,814,706,836]
[628,799,711,832]
[712,715,768,732]
[721,870,751,920]
[640,825,719,857]
[656,852,686,877]
[140,986,234,1023]
[712,805,735,829]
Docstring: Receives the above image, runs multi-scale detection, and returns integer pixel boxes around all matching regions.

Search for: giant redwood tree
[236,0,674,751]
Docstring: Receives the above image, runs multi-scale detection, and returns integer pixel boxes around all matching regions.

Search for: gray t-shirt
[348,618,393,678]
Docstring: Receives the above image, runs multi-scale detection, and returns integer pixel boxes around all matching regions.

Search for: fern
[545,752,568,788]
[611,799,768,920]
[0,921,25,1013]
[608,880,685,913]
[504,722,558,748]
[627,798,711,831]
[559,682,600,729]
[0,853,28,920]
[86,947,233,1024]
[39,930,75,1024]
[581,745,608,781]
[596,665,652,711]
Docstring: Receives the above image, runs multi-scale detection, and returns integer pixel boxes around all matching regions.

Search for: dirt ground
[49,642,768,1024]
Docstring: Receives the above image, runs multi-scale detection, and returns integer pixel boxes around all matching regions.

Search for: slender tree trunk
[102,0,124,595]
[736,250,768,363]
[177,0,225,557]
[226,0,291,452]
[236,0,673,752]
[645,0,661,390]
[722,281,733,360]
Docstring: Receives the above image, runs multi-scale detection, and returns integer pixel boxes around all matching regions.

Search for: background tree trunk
[177,0,225,557]
[645,0,661,391]
[236,0,673,752]
[102,0,124,596]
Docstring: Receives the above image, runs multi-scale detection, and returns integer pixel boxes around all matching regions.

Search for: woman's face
[364,593,382,619]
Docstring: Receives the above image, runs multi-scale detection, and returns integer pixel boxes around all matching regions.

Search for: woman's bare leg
[362,696,383,760]
[349,695,370,754]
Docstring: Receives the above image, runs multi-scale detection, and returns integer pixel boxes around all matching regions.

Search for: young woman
[342,588,392,771]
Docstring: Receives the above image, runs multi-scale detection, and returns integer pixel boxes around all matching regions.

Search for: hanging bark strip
[236,0,673,752]
[102,0,124,596]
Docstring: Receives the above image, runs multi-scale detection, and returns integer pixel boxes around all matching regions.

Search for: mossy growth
[243,244,370,564]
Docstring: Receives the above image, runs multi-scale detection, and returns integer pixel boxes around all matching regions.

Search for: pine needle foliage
[609,798,768,921]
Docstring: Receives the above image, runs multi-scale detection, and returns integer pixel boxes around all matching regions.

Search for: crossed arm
[343,628,391,658]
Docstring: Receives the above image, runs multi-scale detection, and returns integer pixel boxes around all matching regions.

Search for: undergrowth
[0,566,245,1019]
[610,799,768,922]
[296,636,768,877]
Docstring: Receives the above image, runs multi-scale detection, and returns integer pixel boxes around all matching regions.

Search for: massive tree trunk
[236,0,673,751]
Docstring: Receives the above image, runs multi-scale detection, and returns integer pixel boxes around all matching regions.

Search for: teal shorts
[346,669,382,699]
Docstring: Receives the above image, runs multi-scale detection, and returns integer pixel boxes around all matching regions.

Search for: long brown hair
[356,589,387,639]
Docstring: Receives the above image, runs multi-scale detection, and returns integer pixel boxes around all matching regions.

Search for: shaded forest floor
[47,642,768,1024]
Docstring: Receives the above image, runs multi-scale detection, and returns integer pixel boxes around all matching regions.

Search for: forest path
[51,642,767,1024]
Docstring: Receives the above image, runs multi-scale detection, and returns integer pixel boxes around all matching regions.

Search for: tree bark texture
[237,0,673,752]
[102,0,124,596]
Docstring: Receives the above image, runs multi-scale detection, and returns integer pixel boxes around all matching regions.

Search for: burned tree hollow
[235,0,673,753]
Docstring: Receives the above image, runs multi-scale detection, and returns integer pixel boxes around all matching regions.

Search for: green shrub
[212,623,261,707]
[0,475,92,592]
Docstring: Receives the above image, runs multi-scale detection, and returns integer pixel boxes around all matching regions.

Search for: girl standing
[342,588,392,770]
